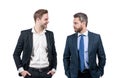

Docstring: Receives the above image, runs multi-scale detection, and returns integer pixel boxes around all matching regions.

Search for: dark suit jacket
[63,31,106,78]
[13,29,57,75]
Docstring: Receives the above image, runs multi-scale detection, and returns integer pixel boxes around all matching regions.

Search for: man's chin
[43,25,47,29]
[74,30,77,32]
[44,26,47,29]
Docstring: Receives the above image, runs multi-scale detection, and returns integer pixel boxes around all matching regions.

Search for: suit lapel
[88,31,93,56]
[28,29,33,54]
[72,33,78,58]
[45,31,50,51]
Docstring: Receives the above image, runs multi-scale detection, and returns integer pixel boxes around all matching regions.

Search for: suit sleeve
[97,35,106,76]
[63,36,71,77]
[51,32,57,69]
[13,31,24,70]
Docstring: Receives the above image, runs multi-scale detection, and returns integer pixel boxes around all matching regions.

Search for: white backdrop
[0,0,120,78]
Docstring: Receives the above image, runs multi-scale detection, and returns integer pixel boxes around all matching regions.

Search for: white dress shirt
[29,28,49,68]
[77,30,89,69]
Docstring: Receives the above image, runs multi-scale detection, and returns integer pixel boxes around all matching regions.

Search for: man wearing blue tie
[63,12,106,78]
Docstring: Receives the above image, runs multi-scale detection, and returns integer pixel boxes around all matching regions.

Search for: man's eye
[74,23,77,25]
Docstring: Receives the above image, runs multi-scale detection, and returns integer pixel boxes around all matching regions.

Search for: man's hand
[20,70,31,77]
[47,70,55,75]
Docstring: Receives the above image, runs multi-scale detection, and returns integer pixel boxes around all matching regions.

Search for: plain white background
[0,0,120,78]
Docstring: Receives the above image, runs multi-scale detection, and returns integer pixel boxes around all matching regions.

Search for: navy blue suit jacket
[13,29,57,75]
[63,31,106,78]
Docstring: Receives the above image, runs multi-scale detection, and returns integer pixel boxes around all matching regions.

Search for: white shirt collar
[32,27,46,35]
[78,30,88,36]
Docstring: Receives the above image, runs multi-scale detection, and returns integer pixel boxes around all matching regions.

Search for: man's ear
[36,18,40,21]
[82,21,86,26]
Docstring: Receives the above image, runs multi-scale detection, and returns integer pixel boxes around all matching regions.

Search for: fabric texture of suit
[63,31,106,78]
[13,28,57,76]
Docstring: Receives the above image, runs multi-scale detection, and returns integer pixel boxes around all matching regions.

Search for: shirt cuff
[51,68,56,72]
[18,67,24,73]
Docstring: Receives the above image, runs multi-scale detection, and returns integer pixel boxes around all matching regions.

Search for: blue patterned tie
[79,34,85,72]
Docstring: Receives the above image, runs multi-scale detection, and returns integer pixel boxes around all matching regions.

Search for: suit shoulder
[66,33,77,41]
[89,31,100,36]
[67,33,77,38]
[21,28,32,33]
[46,30,54,34]
[46,30,53,33]
[88,31,102,40]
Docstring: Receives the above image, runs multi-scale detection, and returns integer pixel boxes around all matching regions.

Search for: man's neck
[34,25,44,33]
[80,28,87,34]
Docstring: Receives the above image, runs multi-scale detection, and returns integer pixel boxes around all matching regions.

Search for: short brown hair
[34,9,48,22]
[74,12,88,26]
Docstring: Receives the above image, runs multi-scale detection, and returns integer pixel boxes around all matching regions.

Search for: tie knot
[80,34,84,37]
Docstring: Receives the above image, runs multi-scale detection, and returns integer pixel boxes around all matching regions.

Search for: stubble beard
[74,27,83,33]
[41,24,47,30]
